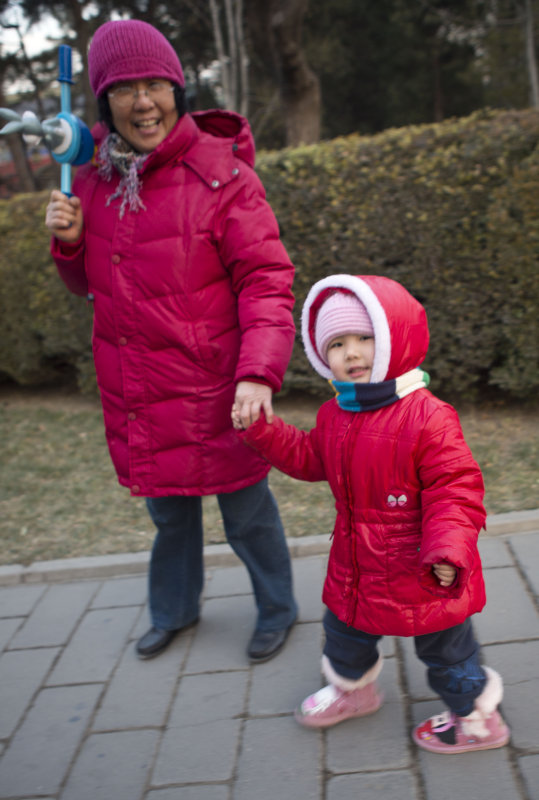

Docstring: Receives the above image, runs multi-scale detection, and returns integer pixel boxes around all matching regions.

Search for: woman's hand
[45,189,84,243]
[432,562,457,587]
[232,381,273,430]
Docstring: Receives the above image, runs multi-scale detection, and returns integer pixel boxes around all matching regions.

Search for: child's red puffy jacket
[241,275,487,637]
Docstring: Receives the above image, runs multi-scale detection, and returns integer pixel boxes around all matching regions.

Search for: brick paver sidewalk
[0,515,538,799]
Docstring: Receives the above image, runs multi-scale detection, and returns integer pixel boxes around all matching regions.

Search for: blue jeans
[323,610,487,716]
[145,478,298,633]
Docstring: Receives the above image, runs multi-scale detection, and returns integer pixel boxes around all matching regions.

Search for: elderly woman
[45,19,298,663]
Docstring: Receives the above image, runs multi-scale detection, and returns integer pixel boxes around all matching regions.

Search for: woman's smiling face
[107,79,179,153]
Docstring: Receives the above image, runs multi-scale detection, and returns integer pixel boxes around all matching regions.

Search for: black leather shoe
[136,619,199,660]
[247,621,295,664]
[136,627,178,660]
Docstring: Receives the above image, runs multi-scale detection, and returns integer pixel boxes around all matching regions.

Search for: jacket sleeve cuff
[235,377,272,388]
[418,562,467,598]
[51,234,85,258]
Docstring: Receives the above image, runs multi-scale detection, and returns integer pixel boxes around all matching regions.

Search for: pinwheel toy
[0,45,94,194]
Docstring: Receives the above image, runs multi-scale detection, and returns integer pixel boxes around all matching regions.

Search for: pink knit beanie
[88,19,185,98]
[315,291,374,364]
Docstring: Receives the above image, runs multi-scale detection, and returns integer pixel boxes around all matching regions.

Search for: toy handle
[58,45,74,85]
[58,46,74,194]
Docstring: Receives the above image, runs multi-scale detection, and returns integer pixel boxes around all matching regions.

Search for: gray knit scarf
[97,133,149,218]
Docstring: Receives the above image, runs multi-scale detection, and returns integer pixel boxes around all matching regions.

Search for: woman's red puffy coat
[242,276,487,637]
[52,110,295,497]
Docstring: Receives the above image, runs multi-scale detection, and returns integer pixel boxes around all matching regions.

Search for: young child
[232,273,510,754]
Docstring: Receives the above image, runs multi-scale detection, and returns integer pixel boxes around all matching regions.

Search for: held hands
[231,381,273,430]
[432,562,457,587]
[45,189,84,243]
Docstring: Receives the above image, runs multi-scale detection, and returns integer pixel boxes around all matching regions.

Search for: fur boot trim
[321,653,383,692]
[461,666,504,739]
[474,666,504,715]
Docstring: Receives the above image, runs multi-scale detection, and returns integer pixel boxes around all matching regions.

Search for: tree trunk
[524,0,539,107]
[68,2,97,127]
[0,84,36,193]
[235,0,249,116]
[432,45,444,122]
[208,0,249,114]
[4,132,37,192]
[269,0,321,146]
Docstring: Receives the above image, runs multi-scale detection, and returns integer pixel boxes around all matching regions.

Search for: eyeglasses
[107,81,175,108]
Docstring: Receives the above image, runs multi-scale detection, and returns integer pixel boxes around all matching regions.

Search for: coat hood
[191,109,256,168]
[302,274,429,382]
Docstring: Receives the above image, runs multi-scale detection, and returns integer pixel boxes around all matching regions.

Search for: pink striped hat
[315,291,374,365]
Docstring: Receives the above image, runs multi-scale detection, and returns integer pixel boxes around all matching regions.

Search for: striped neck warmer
[97,133,149,218]
[330,367,430,412]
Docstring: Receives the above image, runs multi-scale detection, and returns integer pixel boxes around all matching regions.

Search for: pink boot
[413,666,510,754]
[294,655,384,728]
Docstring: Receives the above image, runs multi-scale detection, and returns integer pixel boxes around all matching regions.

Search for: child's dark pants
[323,609,487,716]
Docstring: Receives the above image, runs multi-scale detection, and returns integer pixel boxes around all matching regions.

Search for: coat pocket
[386,534,425,604]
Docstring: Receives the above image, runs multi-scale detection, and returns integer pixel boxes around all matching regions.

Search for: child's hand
[231,404,244,430]
[432,562,457,587]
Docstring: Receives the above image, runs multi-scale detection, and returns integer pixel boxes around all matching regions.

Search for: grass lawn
[1,385,538,566]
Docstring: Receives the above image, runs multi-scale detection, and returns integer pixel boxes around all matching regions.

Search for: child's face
[327,333,375,383]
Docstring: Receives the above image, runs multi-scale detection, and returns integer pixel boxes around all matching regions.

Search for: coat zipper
[340,417,359,626]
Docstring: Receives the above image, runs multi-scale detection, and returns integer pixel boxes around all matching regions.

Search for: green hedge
[257,108,539,399]
[0,193,95,393]
[0,108,538,400]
